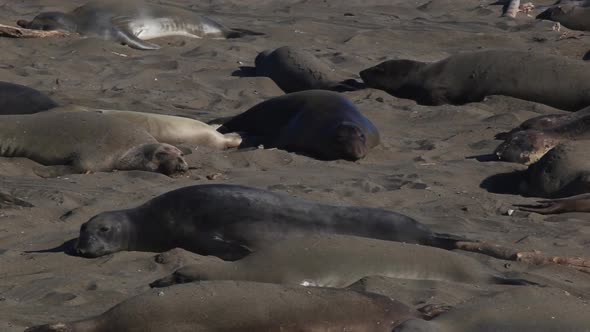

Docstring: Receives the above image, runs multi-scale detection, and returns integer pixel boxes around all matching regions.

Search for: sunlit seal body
[17,0,262,50]
[0,81,58,114]
[75,184,463,259]
[494,107,590,165]
[25,281,418,332]
[0,111,187,176]
[58,106,242,149]
[255,46,364,93]
[150,235,533,288]
[216,90,380,161]
[360,50,590,111]
[393,287,589,332]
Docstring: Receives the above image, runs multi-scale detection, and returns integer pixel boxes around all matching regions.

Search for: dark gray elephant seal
[75,184,465,259]
[0,111,188,176]
[393,287,589,332]
[537,3,590,32]
[360,50,590,111]
[25,281,418,332]
[254,46,364,93]
[17,0,263,50]
[0,82,57,114]
[494,107,590,165]
[150,235,533,288]
[216,90,380,161]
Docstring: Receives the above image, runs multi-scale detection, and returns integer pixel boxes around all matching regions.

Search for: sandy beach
[1,0,589,330]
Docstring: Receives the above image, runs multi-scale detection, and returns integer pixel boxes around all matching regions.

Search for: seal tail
[226,28,265,38]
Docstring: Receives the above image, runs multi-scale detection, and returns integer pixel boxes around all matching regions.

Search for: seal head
[360,60,426,92]
[17,12,77,32]
[494,130,561,165]
[332,121,368,160]
[76,211,131,258]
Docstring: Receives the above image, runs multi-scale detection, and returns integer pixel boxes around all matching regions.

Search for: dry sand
[1,0,589,331]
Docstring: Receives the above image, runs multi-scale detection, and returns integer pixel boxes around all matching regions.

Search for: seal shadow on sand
[24,238,79,257]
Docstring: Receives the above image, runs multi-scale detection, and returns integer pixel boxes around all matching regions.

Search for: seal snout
[335,123,368,160]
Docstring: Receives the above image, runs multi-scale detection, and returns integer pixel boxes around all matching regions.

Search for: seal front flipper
[110,16,161,50]
[33,165,77,178]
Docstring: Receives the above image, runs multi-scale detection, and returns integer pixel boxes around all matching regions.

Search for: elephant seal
[0,111,188,176]
[150,235,533,288]
[519,141,590,198]
[516,192,590,214]
[393,287,589,332]
[216,90,380,161]
[17,0,263,50]
[56,105,242,149]
[537,3,590,32]
[0,81,58,114]
[254,46,364,93]
[494,108,590,165]
[359,50,590,111]
[25,281,418,332]
[75,184,465,259]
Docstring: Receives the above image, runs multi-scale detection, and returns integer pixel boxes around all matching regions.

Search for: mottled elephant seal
[518,141,590,198]
[75,184,464,259]
[494,107,590,165]
[537,3,590,32]
[254,46,364,93]
[360,50,590,111]
[216,90,380,161]
[56,105,242,149]
[393,287,589,332]
[0,111,187,176]
[150,235,533,288]
[25,281,418,332]
[0,81,58,114]
[17,0,263,50]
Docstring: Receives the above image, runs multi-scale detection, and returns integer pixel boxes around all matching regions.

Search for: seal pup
[74,184,464,259]
[359,50,590,111]
[493,109,590,165]
[537,3,590,32]
[254,46,364,93]
[216,90,380,161]
[25,281,418,332]
[17,0,263,50]
[393,287,589,332]
[516,192,590,214]
[0,111,188,176]
[150,235,533,288]
[55,105,242,149]
[0,81,58,114]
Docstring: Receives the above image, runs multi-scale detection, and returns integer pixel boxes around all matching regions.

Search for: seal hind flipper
[110,16,161,50]
[226,28,265,38]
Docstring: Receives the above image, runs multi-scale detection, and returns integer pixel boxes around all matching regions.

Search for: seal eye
[99,226,110,233]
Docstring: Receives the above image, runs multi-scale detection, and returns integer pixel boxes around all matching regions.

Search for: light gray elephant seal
[56,105,242,149]
[0,81,58,114]
[17,0,263,50]
[393,287,589,332]
[494,107,590,165]
[25,281,418,332]
[75,184,466,259]
[254,46,365,93]
[0,111,188,176]
[150,235,533,288]
[360,50,590,111]
[216,90,380,161]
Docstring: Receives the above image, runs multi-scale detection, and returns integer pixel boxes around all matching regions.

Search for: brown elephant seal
[150,235,534,288]
[0,81,58,114]
[56,105,242,149]
[393,287,589,332]
[216,90,380,161]
[519,141,590,198]
[537,3,590,32]
[493,108,590,165]
[360,50,590,111]
[515,192,590,214]
[25,281,418,332]
[17,0,263,50]
[74,184,466,259]
[0,111,188,176]
[254,46,364,93]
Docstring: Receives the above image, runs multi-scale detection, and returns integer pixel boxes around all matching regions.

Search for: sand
[0,0,589,331]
